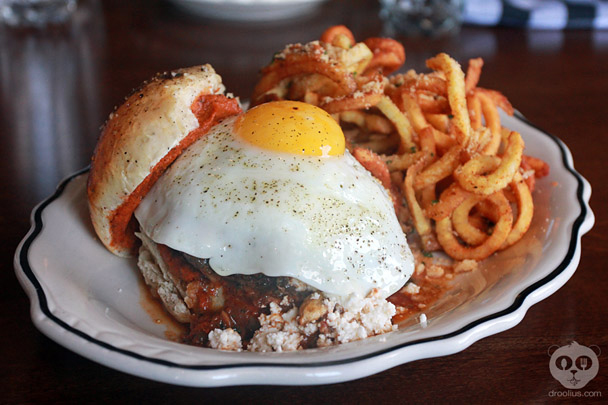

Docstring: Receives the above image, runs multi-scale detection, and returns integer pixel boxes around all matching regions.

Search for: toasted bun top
[87,65,242,257]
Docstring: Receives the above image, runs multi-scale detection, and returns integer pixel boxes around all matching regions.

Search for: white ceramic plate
[168,0,329,21]
[14,112,593,387]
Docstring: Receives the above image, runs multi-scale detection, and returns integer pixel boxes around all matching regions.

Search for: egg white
[134,116,413,298]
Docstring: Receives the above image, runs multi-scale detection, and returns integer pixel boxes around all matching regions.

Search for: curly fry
[390,72,447,95]
[501,172,534,249]
[287,74,340,102]
[418,126,436,157]
[476,88,514,115]
[363,37,406,75]
[353,147,403,212]
[319,73,385,113]
[436,192,513,260]
[425,183,472,221]
[382,151,427,171]
[415,91,450,114]
[401,93,430,134]
[467,93,482,130]
[433,128,456,152]
[414,145,462,190]
[452,195,487,246]
[404,159,439,251]
[426,53,471,148]
[376,96,415,150]
[425,113,450,132]
[353,147,392,191]
[522,155,550,178]
[454,131,524,195]
[477,91,501,155]
[520,159,536,192]
[252,42,357,104]
[320,25,356,48]
[465,57,484,93]
[321,92,383,114]
[365,114,394,134]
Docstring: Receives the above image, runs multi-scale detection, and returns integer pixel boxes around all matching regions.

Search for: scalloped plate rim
[13,111,594,386]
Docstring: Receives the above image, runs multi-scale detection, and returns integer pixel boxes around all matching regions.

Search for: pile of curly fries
[252,25,549,267]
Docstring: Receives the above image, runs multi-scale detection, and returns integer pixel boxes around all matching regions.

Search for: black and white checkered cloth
[463,0,608,29]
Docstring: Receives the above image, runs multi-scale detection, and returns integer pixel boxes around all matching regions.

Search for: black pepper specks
[136,115,410,294]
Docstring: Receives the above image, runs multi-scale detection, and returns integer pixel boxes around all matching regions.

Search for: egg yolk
[235,100,345,156]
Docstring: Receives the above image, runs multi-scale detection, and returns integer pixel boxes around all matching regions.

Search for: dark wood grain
[1,0,606,403]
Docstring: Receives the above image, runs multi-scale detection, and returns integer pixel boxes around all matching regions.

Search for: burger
[87,65,414,352]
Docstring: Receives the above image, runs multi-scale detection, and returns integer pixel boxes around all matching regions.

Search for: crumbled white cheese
[248,303,303,352]
[208,328,242,351]
[402,282,420,295]
[317,289,396,347]
[246,290,396,352]
[419,313,428,328]
[426,264,445,278]
[454,259,478,273]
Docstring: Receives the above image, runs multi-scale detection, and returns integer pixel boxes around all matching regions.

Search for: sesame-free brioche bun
[87,64,242,257]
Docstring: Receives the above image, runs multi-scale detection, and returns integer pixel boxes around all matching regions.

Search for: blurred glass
[0,0,104,201]
[380,0,463,37]
[0,0,77,27]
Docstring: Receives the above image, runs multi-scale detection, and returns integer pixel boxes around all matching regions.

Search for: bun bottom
[137,232,191,323]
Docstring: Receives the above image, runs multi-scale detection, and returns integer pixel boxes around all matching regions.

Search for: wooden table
[2,0,606,402]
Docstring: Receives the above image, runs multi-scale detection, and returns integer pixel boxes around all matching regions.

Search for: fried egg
[134,101,413,298]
